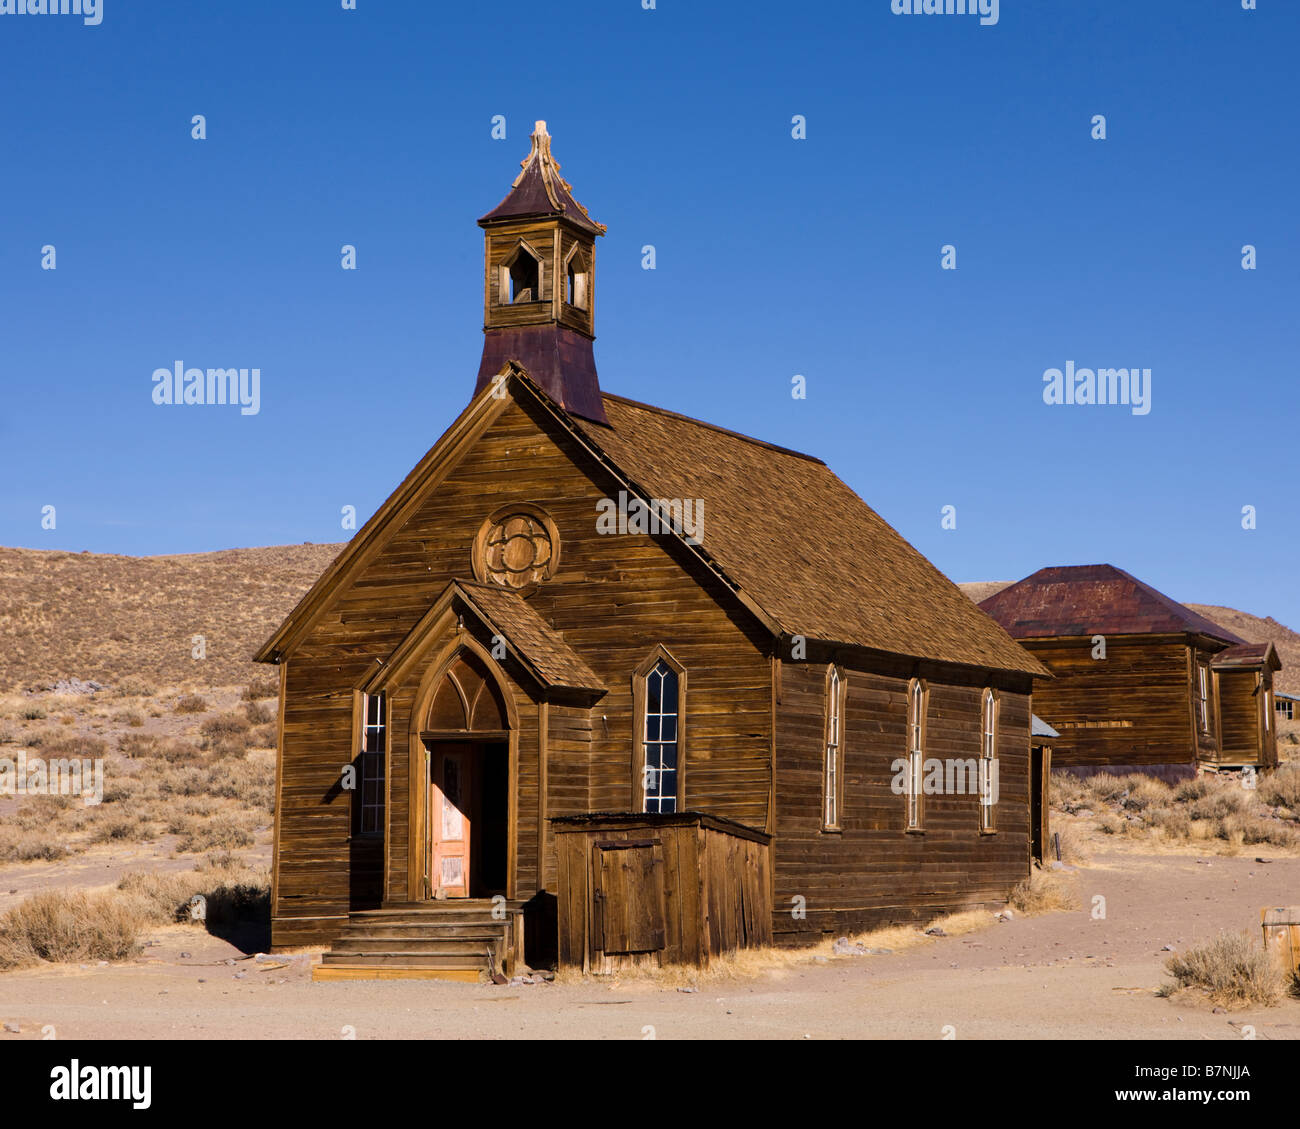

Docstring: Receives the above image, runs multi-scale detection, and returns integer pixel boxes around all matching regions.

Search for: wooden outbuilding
[257,123,1050,978]
[979,565,1281,781]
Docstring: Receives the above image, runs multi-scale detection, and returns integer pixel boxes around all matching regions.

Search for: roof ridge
[987,564,1245,645]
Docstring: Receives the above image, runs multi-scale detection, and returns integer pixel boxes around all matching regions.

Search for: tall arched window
[352,690,386,837]
[823,666,845,831]
[979,688,998,832]
[634,648,686,813]
[906,679,926,830]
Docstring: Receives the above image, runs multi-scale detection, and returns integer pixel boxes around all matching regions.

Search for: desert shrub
[159,739,205,765]
[1175,776,1213,803]
[199,713,252,757]
[246,722,276,749]
[1189,786,1251,822]
[115,871,200,924]
[1216,813,1296,847]
[1163,932,1284,1008]
[173,694,208,715]
[1148,806,1193,839]
[20,706,46,721]
[0,890,141,968]
[34,734,109,761]
[1120,777,1172,812]
[203,876,271,926]
[241,676,278,702]
[111,710,145,728]
[173,813,255,853]
[1258,764,1300,811]
[91,813,155,844]
[244,700,274,726]
[1080,772,1124,803]
[117,733,203,764]
[0,725,17,745]
[1051,771,1093,813]
[202,758,274,810]
[0,865,272,971]
[112,677,156,699]
[0,825,69,862]
[1008,869,1080,914]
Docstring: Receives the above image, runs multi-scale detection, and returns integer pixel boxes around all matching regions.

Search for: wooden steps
[312,899,525,982]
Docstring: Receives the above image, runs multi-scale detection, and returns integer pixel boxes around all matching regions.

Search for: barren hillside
[0,544,343,691]
[1,548,1296,696]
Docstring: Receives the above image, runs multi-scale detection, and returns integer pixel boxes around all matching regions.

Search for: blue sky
[1,0,1296,626]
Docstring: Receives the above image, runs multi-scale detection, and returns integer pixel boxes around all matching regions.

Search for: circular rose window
[473,507,559,590]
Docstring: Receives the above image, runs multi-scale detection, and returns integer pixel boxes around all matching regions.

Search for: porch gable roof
[359,578,604,696]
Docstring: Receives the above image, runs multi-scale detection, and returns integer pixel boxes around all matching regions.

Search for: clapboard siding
[773,658,1032,942]
[270,394,773,947]
[1016,636,1206,771]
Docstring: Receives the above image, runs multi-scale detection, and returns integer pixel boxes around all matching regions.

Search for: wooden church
[256,123,1049,977]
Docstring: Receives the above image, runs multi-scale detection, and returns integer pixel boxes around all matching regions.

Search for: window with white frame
[641,659,680,813]
[356,692,386,836]
[1197,665,1210,733]
[906,679,925,830]
[823,667,844,830]
[979,689,998,832]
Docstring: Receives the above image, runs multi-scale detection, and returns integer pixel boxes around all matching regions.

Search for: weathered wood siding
[772,655,1033,942]
[1015,636,1207,773]
[271,394,772,947]
[554,813,772,972]
[1217,670,1256,763]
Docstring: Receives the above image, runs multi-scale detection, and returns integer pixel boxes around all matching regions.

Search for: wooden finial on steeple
[475,122,608,423]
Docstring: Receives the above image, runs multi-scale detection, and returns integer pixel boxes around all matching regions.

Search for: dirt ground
[2,847,1297,1040]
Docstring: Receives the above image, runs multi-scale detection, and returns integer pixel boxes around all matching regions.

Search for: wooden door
[593,839,667,954]
[430,743,473,897]
[1030,745,1050,863]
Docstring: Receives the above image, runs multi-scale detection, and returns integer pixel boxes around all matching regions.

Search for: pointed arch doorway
[418,646,514,900]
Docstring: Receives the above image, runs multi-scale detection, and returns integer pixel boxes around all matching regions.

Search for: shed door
[594,840,666,954]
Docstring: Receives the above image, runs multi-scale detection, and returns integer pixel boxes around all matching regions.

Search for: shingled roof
[457,581,604,691]
[570,392,1046,678]
[478,121,605,236]
[978,564,1245,645]
[257,374,1048,679]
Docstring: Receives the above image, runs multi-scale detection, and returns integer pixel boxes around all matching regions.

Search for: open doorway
[428,740,509,898]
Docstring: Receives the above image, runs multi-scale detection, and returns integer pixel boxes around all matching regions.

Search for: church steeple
[474,122,608,424]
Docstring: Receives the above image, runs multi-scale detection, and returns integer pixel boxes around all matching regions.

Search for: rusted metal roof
[1212,641,1281,671]
[978,564,1245,645]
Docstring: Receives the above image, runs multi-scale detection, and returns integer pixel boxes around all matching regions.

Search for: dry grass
[0,889,141,967]
[0,686,275,866]
[173,694,209,715]
[1259,763,1300,811]
[558,908,1003,987]
[1008,869,1081,914]
[1055,769,1299,851]
[1160,932,1286,1008]
[0,861,271,971]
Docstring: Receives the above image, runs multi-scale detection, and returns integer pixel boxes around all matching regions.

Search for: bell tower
[474,121,608,424]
